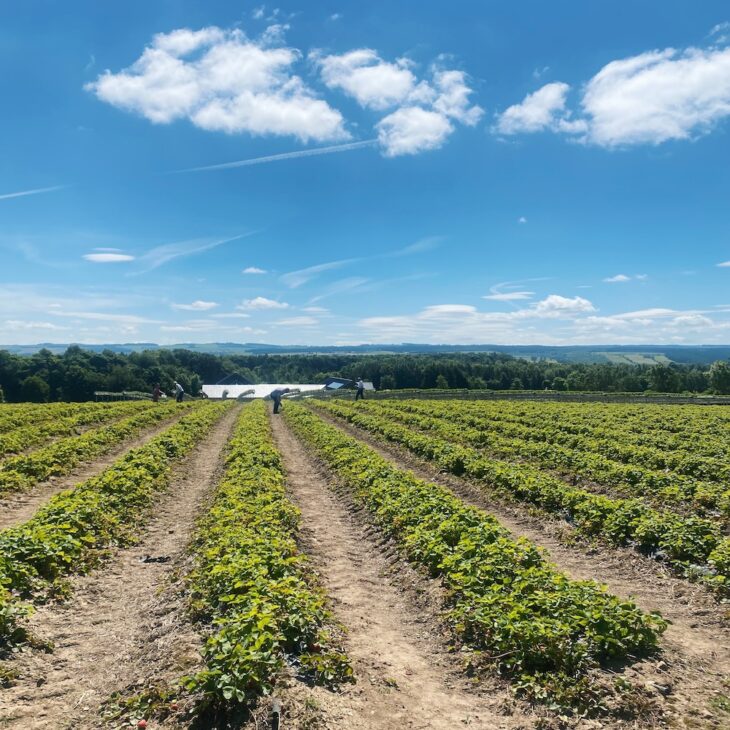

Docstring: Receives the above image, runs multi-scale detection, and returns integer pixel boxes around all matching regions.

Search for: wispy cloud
[48,310,163,325]
[211,312,251,319]
[717,260,730,268]
[243,266,267,274]
[387,236,443,257]
[483,279,546,303]
[133,233,251,274]
[281,237,440,290]
[281,258,359,288]
[0,185,66,202]
[174,140,377,173]
[308,276,370,303]
[274,316,319,326]
[483,291,534,301]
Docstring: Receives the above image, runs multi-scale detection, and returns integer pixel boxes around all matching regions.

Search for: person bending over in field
[152,383,162,403]
[270,387,290,414]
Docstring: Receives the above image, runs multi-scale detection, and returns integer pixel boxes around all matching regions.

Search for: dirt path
[269,413,539,730]
[314,408,730,728]
[0,405,241,730]
[0,412,185,531]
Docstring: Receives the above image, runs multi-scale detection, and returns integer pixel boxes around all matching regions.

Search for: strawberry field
[0,397,728,729]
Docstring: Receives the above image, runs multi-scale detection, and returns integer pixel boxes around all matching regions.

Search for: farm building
[201,382,326,399]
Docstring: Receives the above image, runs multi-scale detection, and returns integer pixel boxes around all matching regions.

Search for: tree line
[1,346,730,402]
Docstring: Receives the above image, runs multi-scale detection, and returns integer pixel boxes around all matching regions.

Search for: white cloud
[314,48,482,156]
[314,49,417,110]
[377,106,454,156]
[529,294,595,318]
[243,266,267,274]
[717,260,730,267]
[171,300,218,311]
[603,273,648,283]
[518,216,527,224]
[83,252,135,263]
[421,304,477,316]
[495,82,574,134]
[431,70,484,125]
[211,312,251,319]
[483,291,534,301]
[302,306,328,313]
[581,46,730,146]
[86,26,348,143]
[238,296,289,310]
[603,273,631,283]
[274,316,318,326]
[496,41,730,147]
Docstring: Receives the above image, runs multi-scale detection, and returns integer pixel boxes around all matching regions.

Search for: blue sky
[2,0,730,346]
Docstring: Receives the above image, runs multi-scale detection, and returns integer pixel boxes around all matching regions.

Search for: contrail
[175,139,378,173]
[0,185,66,201]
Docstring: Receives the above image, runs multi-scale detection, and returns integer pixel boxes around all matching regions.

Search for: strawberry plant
[285,403,666,714]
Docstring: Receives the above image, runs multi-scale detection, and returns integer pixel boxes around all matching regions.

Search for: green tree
[379,374,396,389]
[435,374,450,389]
[648,364,680,393]
[551,377,568,391]
[709,360,730,394]
[21,375,51,402]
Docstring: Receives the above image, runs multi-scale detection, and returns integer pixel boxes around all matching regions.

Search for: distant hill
[3,342,730,365]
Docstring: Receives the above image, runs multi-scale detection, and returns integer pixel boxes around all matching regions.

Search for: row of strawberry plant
[392,399,730,477]
[0,402,189,496]
[285,403,666,713]
[359,400,729,520]
[0,401,231,651]
[0,402,126,435]
[315,400,730,592]
[182,400,351,712]
[443,400,730,458]
[0,401,155,459]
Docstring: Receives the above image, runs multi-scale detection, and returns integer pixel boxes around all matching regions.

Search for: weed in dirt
[0,661,19,687]
[710,692,730,714]
[100,683,181,727]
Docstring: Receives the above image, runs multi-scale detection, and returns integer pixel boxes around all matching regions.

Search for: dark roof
[215,373,253,385]
[323,377,354,387]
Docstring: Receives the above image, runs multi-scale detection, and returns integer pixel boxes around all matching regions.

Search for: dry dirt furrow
[0,405,241,730]
[0,410,186,531]
[269,412,536,730]
[314,406,730,729]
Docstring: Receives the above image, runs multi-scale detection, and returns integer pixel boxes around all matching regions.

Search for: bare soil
[0,405,241,730]
[268,412,548,730]
[313,407,730,730]
[0,411,185,531]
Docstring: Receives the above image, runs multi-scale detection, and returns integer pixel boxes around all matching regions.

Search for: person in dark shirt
[270,387,290,414]
[152,383,162,403]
